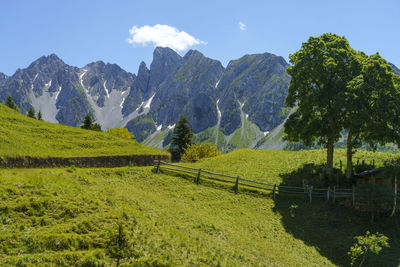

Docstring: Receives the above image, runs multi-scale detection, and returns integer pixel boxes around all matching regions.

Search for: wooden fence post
[196,169,201,185]
[309,186,313,203]
[327,186,330,201]
[352,185,355,206]
[333,186,336,202]
[156,159,161,174]
[235,177,240,194]
[273,184,276,200]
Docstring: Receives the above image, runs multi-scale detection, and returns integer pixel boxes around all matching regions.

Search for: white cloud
[127,24,206,52]
[238,21,247,31]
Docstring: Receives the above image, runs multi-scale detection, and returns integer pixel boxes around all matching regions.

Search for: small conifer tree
[106,223,132,267]
[27,107,35,118]
[37,110,42,120]
[81,114,94,130]
[170,115,193,161]
[5,95,18,111]
[81,114,102,131]
[92,123,102,132]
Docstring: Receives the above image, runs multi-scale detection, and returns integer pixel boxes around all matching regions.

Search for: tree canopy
[285,33,359,175]
[284,33,400,177]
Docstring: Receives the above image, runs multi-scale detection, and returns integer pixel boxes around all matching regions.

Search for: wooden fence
[153,160,380,203]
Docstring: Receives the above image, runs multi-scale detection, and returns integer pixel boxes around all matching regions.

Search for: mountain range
[2,48,396,151]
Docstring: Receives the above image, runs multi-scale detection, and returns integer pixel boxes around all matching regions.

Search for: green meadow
[0,149,399,266]
[0,104,167,157]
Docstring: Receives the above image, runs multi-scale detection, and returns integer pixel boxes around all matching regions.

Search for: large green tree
[170,115,193,161]
[285,33,360,175]
[344,53,400,178]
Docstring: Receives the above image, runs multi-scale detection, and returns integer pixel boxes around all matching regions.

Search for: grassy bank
[0,104,167,157]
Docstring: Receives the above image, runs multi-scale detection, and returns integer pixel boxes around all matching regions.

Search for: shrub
[106,128,134,140]
[181,143,220,162]
[348,231,389,266]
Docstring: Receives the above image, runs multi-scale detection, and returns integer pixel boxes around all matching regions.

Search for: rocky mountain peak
[0,72,8,86]
[137,61,149,76]
[29,54,65,69]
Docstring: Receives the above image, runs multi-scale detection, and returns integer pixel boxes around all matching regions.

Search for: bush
[348,231,389,266]
[106,128,134,140]
[181,143,220,162]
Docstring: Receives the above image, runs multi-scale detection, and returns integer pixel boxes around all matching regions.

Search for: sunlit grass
[0,104,167,157]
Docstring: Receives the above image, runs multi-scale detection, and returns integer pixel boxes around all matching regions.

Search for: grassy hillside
[0,104,167,157]
[183,148,397,184]
[0,149,399,266]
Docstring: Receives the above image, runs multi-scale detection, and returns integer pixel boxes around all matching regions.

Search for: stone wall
[0,154,170,168]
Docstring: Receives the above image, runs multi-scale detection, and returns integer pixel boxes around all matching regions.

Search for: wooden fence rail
[154,160,379,203]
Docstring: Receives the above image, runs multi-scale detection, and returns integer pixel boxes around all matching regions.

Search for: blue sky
[1,0,399,76]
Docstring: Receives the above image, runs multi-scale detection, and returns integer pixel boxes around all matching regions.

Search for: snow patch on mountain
[103,80,110,98]
[28,81,59,123]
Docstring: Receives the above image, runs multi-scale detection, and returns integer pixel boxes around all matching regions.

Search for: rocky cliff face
[0,72,8,87]
[0,48,296,150]
[217,53,290,134]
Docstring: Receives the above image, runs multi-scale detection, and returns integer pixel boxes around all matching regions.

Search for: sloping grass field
[0,104,167,157]
[1,149,399,266]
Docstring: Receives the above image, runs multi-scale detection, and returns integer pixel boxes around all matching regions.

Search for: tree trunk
[326,137,334,175]
[346,131,353,179]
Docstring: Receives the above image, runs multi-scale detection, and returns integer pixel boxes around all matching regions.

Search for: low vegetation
[0,104,166,157]
[181,143,220,162]
[0,149,399,266]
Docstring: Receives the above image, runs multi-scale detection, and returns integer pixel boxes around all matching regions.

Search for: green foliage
[285,33,358,174]
[181,143,220,162]
[37,110,42,120]
[348,231,389,266]
[5,95,18,111]
[285,33,400,178]
[81,114,101,131]
[106,127,134,140]
[0,104,166,157]
[106,223,133,266]
[344,53,400,178]
[170,115,193,161]
[27,107,36,118]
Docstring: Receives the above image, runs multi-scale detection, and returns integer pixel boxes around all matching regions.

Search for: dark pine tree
[92,123,102,132]
[27,107,35,118]
[81,114,94,130]
[5,95,18,111]
[37,110,42,120]
[170,115,193,161]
